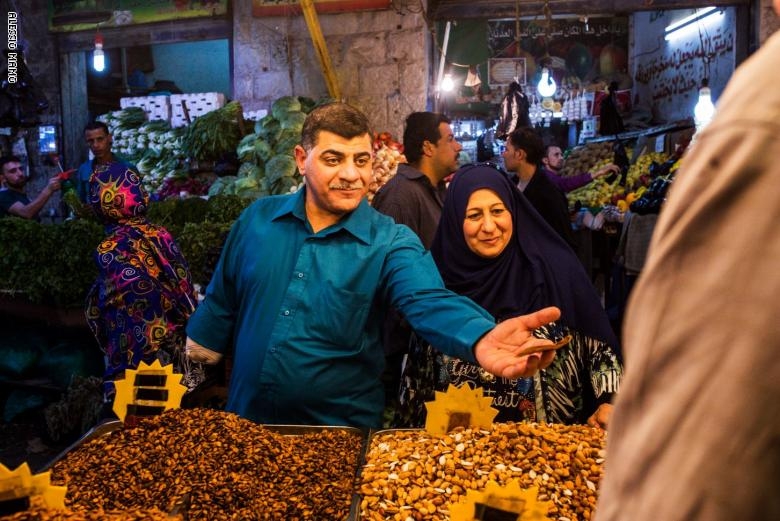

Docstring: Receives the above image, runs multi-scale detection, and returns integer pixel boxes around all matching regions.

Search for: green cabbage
[266,155,298,186]
[271,96,302,120]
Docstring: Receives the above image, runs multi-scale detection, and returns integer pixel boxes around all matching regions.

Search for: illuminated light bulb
[694,80,715,130]
[441,73,455,92]
[537,67,557,98]
[93,33,105,72]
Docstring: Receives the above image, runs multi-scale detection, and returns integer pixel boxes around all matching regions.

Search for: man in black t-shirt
[0,155,60,220]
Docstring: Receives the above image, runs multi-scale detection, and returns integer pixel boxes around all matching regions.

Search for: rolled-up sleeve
[185,221,240,354]
[381,226,494,364]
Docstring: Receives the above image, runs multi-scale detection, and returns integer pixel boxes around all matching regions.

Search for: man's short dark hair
[507,128,545,166]
[84,121,110,135]
[300,102,372,151]
[403,112,450,165]
[544,144,562,155]
[0,155,22,174]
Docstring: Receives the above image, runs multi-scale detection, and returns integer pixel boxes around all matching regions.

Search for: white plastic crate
[119,95,171,122]
[243,109,268,121]
[170,92,226,127]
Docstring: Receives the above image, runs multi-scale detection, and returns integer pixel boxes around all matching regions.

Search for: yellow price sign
[0,463,66,516]
[112,360,187,423]
[424,384,499,436]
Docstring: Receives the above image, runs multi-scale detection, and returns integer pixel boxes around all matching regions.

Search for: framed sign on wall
[252,0,390,16]
[488,58,527,87]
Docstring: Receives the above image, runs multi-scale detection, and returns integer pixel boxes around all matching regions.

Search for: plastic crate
[243,109,268,121]
[170,92,226,127]
[119,95,171,122]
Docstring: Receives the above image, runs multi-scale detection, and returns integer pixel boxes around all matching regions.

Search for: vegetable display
[368,132,406,204]
[557,139,672,210]
[181,100,245,162]
[93,95,404,207]
[209,96,323,199]
[98,110,188,196]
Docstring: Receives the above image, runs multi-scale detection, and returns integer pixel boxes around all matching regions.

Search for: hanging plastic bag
[496,81,531,139]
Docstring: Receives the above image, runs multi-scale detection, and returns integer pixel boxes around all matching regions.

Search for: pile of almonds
[47,409,363,520]
[359,422,606,521]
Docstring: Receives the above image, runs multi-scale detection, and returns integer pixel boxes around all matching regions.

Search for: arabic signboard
[252,0,390,16]
[48,0,229,32]
[487,17,629,86]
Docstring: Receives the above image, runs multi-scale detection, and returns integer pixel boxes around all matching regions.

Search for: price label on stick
[112,360,187,424]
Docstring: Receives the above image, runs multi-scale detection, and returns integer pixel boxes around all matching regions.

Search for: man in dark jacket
[372,112,463,425]
[502,128,577,250]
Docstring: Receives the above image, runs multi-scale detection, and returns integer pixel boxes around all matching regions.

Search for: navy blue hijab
[431,164,619,349]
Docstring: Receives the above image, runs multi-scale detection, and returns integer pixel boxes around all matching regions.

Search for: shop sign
[252,0,390,17]
[48,0,229,33]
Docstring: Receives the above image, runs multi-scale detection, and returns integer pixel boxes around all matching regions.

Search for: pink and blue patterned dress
[85,163,204,400]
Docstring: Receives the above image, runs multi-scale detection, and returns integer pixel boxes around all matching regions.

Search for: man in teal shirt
[186,102,561,428]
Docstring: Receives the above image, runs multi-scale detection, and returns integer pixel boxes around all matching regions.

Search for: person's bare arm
[7,176,61,219]
[473,306,561,378]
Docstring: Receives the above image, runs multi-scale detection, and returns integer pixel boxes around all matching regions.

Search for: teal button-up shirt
[187,188,495,428]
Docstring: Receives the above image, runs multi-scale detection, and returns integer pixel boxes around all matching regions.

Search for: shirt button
[297,272,304,278]
[283,310,290,316]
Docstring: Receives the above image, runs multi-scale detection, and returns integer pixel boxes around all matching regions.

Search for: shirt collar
[396,163,426,180]
[397,163,447,192]
[271,186,373,245]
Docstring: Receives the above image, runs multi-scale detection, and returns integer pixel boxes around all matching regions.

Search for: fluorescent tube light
[664,7,724,41]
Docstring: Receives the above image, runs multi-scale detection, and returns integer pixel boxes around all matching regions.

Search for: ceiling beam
[428,0,750,20]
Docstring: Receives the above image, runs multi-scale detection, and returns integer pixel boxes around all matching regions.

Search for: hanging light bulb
[93,32,105,72]
[441,73,455,92]
[694,78,715,130]
[537,67,557,98]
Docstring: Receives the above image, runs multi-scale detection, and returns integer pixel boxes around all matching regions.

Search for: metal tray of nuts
[46,410,368,521]
[43,419,124,471]
[359,424,607,521]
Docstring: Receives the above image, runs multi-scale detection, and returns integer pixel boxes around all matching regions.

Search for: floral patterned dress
[395,323,622,427]
[85,163,204,400]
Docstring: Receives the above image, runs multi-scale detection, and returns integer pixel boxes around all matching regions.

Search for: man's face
[294,130,373,223]
[85,128,113,161]
[1,161,26,190]
[430,122,462,179]
[502,141,523,172]
[543,146,564,171]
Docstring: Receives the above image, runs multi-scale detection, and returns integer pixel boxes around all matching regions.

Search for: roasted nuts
[359,422,606,521]
[48,408,362,520]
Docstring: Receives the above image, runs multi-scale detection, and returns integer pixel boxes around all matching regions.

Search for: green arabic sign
[48,0,229,32]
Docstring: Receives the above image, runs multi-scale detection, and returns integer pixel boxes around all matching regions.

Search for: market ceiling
[428,0,750,20]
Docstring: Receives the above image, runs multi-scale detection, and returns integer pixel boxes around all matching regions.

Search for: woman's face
[462,188,513,258]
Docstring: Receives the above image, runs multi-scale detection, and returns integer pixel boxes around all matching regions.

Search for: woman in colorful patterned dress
[396,163,622,428]
[85,162,204,404]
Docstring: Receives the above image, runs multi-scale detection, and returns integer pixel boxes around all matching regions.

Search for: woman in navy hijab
[399,163,622,428]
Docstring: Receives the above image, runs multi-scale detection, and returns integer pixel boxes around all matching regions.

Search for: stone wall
[232,3,431,139]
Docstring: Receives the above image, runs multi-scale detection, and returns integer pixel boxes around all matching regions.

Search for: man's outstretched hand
[473,306,561,379]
